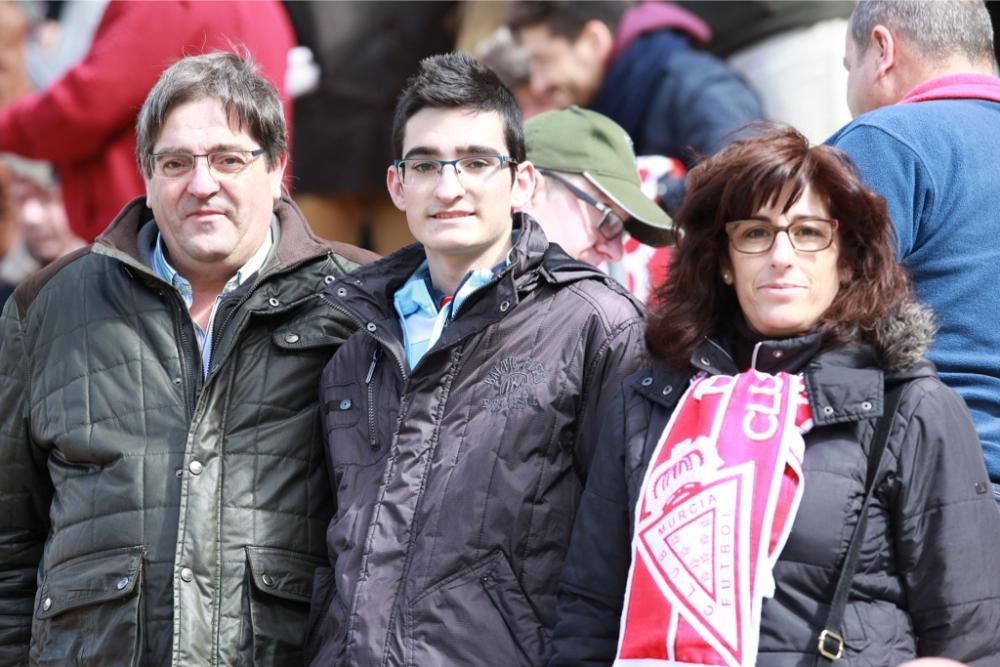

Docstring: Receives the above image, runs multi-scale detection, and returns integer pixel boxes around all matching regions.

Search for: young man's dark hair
[507,0,631,40]
[391,52,527,163]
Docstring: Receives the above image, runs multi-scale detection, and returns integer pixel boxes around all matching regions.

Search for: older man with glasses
[522,107,675,301]
[524,107,675,267]
[0,52,374,666]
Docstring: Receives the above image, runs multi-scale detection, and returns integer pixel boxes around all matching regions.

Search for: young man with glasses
[308,53,647,666]
[522,106,674,269]
[0,52,374,665]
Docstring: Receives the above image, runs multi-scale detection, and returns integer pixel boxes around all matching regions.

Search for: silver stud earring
[722,271,732,284]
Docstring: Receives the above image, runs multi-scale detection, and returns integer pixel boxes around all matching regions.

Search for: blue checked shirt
[394,240,516,368]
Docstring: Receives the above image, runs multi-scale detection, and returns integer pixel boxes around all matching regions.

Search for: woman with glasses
[550,125,1000,667]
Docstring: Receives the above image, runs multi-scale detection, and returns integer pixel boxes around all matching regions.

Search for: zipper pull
[365,347,381,384]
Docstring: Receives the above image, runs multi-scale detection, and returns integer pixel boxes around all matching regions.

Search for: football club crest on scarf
[616,371,812,666]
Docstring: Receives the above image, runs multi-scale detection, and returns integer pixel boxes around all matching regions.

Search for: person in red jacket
[0,0,294,242]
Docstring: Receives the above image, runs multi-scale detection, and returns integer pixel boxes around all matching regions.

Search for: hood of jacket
[871,297,937,373]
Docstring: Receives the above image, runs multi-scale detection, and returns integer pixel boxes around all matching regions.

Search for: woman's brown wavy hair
[646,124,911,368]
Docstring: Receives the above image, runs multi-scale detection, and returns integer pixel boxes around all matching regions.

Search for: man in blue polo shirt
[829,0,1000,501]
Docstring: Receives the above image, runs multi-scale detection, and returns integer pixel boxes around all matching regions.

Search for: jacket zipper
[441,269,478,327]
[321,294,408,381]
[168,292,199,421]
[365,347,382,452]
[322,292,411,459]
[205,272,267,383]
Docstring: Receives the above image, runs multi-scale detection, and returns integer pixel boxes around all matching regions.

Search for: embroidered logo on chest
[480,357,546,412]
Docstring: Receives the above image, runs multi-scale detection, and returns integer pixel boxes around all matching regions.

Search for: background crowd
[1,0,999,293]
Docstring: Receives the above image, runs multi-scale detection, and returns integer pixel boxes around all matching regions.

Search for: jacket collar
[328,213,606,323]
[628,334,933,427]
[900,72,1000,105]
[14,196,377,320]
[326,213,622,374]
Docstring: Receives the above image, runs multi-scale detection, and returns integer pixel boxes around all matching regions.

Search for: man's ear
[519,168,546,212]
[510,160,538,210]
[386,164,406,212]
[871,24,896,80]
[577,19,615,63]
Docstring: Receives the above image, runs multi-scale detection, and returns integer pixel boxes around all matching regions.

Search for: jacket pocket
[406,550,549,667]
[844,602,874,654]
[271,312,345,353]
[323,378,388,467]
[244,546,325,666]
[30,545,145,667]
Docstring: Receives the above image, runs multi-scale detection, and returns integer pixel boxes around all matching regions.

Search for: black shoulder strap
[815,381,906,664]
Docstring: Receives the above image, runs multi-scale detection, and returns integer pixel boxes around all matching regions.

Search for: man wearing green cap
[523,106,674,268]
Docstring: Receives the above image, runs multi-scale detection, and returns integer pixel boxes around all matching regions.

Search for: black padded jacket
[308,215,648,666]
[551,303,1000,666]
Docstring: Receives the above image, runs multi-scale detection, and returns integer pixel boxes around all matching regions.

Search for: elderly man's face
[528,172,625,268]
[144,97,285,279]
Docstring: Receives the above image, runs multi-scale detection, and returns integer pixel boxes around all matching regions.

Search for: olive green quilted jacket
[0,196,374,666]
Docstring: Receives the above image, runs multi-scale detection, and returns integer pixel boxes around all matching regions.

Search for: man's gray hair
[851,0,994,65]
[135,50,287,178]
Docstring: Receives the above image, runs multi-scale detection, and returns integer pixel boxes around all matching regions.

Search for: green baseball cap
[525,106,675,247]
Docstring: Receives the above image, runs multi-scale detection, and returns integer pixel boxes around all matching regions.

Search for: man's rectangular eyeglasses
[393,155,518,187]
[725,217,839,254]
[149,149,266,178]
[542,170,625,241]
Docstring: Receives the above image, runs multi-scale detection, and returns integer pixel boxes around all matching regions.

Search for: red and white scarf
[616,371,812,667]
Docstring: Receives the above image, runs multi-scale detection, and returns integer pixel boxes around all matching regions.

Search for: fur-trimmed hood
[873,297,937,372]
